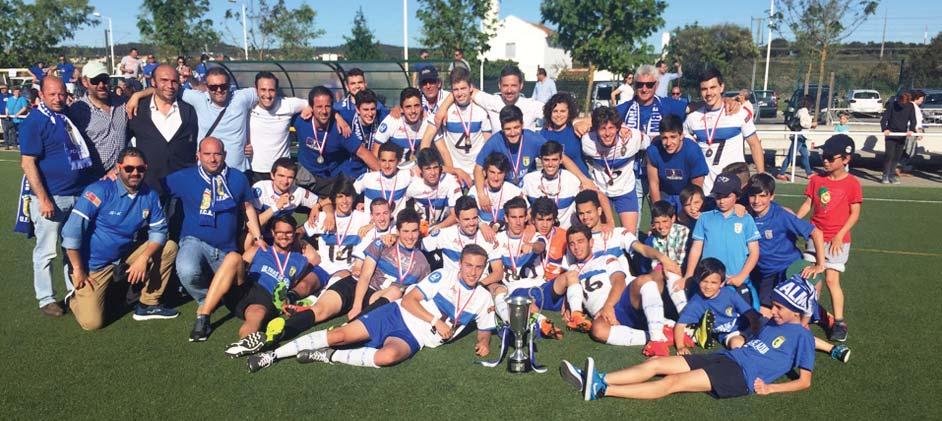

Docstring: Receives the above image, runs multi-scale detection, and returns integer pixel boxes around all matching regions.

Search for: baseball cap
[710,172,741,198]
[82,60,110,79]
[418,67,439,84]
[820,134,855,157]
[772,275,813,315]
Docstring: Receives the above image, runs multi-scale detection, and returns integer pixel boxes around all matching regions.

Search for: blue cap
[419,66,439,84]
[710,172,741,198]
[772,275,813,315]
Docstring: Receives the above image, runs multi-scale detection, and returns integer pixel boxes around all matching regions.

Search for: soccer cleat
[830,344,851,363]
[247,351,277,373]
[224,331,267,358]
[695,310,716,349]
[265,317,286,343]
[297,347,335,364]
[642,340,671,357]
[662,324,694,349]
[566,311,593,333]
[583,357,606,401]
[830,321,848,342]
[539,317,564,340]
[132,304,179,321]
[559,360,584,391]
[189,316,211,342]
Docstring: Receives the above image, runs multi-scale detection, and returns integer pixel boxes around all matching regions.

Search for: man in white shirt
[246,72,311,181]
[473,65,545,130]
[654,60,683,98]
[119,48,143,81]
[532,68,557,104]
[611,74,634,106]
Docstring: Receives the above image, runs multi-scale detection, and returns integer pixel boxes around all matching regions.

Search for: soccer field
[0,149,938,419]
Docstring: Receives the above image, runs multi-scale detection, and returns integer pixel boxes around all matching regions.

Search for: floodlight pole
[762,0,773,91]
[403,0,409,61]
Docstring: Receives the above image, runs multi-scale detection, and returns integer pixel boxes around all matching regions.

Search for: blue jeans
[29,194,76,307]
[779,135,812,176]
[176,236,229,305]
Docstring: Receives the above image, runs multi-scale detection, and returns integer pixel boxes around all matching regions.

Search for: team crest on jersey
[734,223,743,234]
[200,189,211,210]
[725,306,734,317]
[254,187,262,198]
[772,336,786,349]
[142,209,150,219]
[379,122,388,133]
[428,271,442,283]
[764,229,773,240]
[818,187,831,206]
[289,266,297,277]
[84,191,101,207]
[523,157,531,167]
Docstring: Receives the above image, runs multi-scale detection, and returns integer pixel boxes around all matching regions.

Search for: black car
[753,90,778,119]
[784,85,832,121]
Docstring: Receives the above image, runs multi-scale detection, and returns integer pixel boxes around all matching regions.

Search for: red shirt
[804,174,862,243]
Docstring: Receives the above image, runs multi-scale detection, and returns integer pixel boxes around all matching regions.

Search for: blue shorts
[728,283,760,312]
[510,282,565,312]
[749,270,787,309]
[613,289,647,330]
[359,302,421,355]
[610,191,639,213]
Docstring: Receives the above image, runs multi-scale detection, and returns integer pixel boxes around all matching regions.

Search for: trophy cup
[507,296,533,373]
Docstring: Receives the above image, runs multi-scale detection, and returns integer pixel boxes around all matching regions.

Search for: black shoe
[830,321,848,342]
[297,348,335,364]
[189,316,211,342]
[247,351,277,373]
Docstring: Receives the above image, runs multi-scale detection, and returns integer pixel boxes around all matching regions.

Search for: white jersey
[581,128,650,197]
[683,106,757,194]
[374,115,430,164]
[560,254,629,317]
[474,91,544,130]
[467,181,523,225]
[590,228,638,269]
[354,170,412,214]
[422,226,499,273]
[399,268,496,349]
[422,89,449,124]
[521,169,580,228]
[351,225,397,260]
[248,97,307,172]
[494,230,544,292]
[399,173,462,225]
[252,180,319,216]
[438,102,491,174]
[304,210,372,275]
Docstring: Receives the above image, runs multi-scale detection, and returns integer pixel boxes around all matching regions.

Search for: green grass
[0,150,938,418]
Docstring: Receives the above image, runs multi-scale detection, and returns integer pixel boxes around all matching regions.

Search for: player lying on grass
[560,276,817,400]
[247,244,496,372]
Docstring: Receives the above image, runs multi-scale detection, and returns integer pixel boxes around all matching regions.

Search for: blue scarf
[197,165,236,227]
[36,101,92,171]
[13,176,34,238]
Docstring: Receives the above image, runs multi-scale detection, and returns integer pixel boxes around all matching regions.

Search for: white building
[483,15,572,80]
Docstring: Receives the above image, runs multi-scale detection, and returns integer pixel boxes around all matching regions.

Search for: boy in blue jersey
[683,172,761,310]
[745,173,825,317]
[563,276,816,400]
[674,258,760,352]
[338,89,387,176]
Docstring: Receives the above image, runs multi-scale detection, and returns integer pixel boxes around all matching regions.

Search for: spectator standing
[448,48,471,73]
[57,56,76,94]
[0,84,9,146]
[68,60,128,176]
[654,60,683,98]
[531,68,557,104]
[610,73,634,106]
[411,49,434,86]
[777,95,815,180]
[194,54,210,83]
[119,48,143,89]
[29,61,50,89]
[880,92,916,184]
[900,90,926,174]
[142,54,159,87]
[5,87,30,148]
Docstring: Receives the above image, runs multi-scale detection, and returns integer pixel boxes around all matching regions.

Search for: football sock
[566,284,584,313]
[275,329,327,359]
[494,293,510,322]
[331,348,380,368]
[605,325,647,346]
[665,272,688,312]
[640,282,667,341]
[282,310,316,340]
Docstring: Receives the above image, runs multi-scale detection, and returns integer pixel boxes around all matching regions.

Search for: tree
[138,0,219,58]
[668,23,758,91]
[343,7,381,60]
[0,0,97,67]
[541,0,667,113]
[225,0,324,60]
[416,0,497,63]
[909,32,942,87]
[773,0,879,122]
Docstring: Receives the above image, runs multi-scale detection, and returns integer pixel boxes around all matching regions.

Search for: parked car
[919,88,942,124]
[591,81,618,110]
[784,85,833,121]
[723,91,759,121]
[753,90,778,119]
[845,89,883,115]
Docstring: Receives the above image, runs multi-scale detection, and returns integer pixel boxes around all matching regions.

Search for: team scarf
[197,165,236,227]
[36,101,92,171]
[12,176,34,238]
[352,114,376,150]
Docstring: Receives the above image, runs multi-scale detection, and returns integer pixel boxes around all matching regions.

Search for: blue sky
[67,0,942,50]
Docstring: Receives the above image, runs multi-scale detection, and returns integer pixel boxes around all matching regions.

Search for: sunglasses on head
[89,75,110,86]
[207,84,228,92]
[634,81,656,89]
[122,165,147,174]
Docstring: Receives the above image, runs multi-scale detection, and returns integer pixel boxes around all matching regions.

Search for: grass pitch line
[776,193,942,204]
[854,247,942,257]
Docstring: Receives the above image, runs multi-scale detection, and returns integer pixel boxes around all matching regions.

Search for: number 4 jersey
[437,102,492,174]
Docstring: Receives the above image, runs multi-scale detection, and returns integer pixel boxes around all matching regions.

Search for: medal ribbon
[310,120,329,158]
[456,104,473,138]
[509,135,526,183]
[701,108,724,146]
[334,213,354,247]
[395,244,416,283]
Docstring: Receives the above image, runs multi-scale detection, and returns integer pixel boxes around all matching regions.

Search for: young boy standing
[796,134,861,342]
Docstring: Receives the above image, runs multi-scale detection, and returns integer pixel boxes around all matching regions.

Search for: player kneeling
[247,244,496,372]
[560,276,817,401]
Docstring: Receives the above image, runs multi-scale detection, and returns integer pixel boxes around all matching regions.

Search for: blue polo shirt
[721,320,815,394]
[475,129,546,187]
[540,125,588,176]
[753,202,815,276]
[19,111,95,196]
[164,166,253,252]
[58,63,75,83]
[293,116,362,179]
[6,95,29,124]
[61,179,167,271]
[247,248,314,295]
[692,209,760,276]
[646,137,709,207]
[678,287,755,334]
[338,107,388,178]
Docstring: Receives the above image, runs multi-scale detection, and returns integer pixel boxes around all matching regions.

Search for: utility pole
[762,0,773,91]
[751,17,761,92]
[879,9,887,60]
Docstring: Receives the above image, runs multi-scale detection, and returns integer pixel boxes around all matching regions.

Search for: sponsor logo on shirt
[772,335,786,349]
[725,306,734,317]
[84,191,101,207]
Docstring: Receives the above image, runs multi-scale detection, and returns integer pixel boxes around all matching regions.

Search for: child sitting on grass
[674,258,760,353]
[643,200,691,311]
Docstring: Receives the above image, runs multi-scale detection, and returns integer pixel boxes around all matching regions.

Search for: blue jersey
[678,287,755,334]
[338,108,388,177]
[693,209,760,276]
[721,320,815,394]
[58,63,75,83]
[164,167,253,253]
[248,248,311,295]
[645,137,709,201]
[540,125,588,176]
[333,95,389,116]
[61,179,167,271]
[19,111,97,195]
[293,116,362,179]
[475,129,546,187]
[753,202,815,276]
[616,97,687,178]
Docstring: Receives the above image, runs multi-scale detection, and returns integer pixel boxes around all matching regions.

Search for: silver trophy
[507,296,533,373]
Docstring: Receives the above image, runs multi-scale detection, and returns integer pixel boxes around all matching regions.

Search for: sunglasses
[634,81,656,89]
[207,84,228,92]
[671,92,682,96]
[89,75,110,86]
[822,154,846,162]
[122,165,147,174]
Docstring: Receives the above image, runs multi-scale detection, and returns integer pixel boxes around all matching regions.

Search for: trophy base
[508,359,532,374]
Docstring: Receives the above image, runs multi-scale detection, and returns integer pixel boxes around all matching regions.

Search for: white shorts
[804,241,851,273]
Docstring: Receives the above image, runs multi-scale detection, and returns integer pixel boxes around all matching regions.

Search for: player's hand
[579,177,598,192]
[243,142,254,158]
[336,115,352,137]
[727,273,746,287]
[674,276,690,292]
[676,347,691,356]
[600,223,614,240]
[475,341,490,357]
[801,264,825,279]
[734,203,747,217]
[388,106,401,119]
[102,167,118,181]
[753,378,772,395]
[476,190,492,214]
[275,193,292,210]
[300,106,314,120]
[723,97,742,114]
[125,94,141,118]
[660,258,682,277]
[597,305,617,325]
[72,268,92,290]
[883,130,890,136]
[452,168,473,188]
[126,255,149,284]
[302,243,321,266]
[828,238,844,256]
[322,212,337,233]
[433,319,454,340]
[39,197,56,219]
[254,237,269,251]
[573,120,591,137]
[381,233,398,247]
[347,303,362,321]
[479,223,497,245]
[618,126,632,139]
[357,223,374,239]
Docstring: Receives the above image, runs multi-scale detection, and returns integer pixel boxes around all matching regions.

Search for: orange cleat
[642,340,671,357]
[566,311,593,333]
[540,318,564,340]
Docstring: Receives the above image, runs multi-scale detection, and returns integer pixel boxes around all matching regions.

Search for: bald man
[163,137,265,324]
[20,76,98,316]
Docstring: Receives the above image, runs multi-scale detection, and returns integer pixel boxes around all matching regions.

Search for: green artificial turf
[0,151,938,418]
